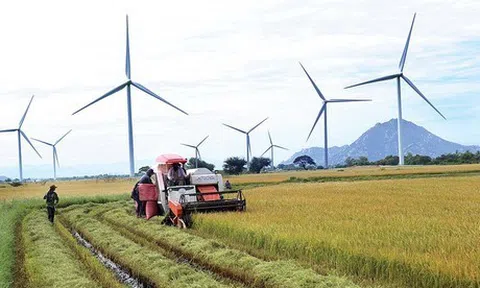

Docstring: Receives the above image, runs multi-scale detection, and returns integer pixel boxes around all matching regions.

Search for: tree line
[340,151,480,167]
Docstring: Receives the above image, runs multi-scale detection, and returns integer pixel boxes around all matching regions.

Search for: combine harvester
[138,154,246,228]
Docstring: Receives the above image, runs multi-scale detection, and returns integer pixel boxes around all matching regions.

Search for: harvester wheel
[177,219,187,229]
[183,213,192,228]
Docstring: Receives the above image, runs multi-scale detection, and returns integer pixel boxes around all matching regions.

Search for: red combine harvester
[137,154,246,228]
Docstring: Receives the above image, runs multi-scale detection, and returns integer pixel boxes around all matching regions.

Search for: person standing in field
[43,185,59,223]
[225,180,232,190]
[132,168,155,217]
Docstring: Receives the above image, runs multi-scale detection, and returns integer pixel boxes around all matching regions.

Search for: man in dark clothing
[43,185,59,223]
[139,168,154,184]
[132,169,154,217]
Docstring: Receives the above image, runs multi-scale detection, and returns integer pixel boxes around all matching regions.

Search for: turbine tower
[181,135,209,168]
[32,130,72,181]
[261,131,288,169]
[344,13,446,165]
[223,117,268,165]
[300,63,370,168]
[0,95,42,181]
[72,15,188,177]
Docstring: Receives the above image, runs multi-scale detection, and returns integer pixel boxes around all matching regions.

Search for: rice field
[226,164,480,184]
[194,176,480,287]
[0,178,135,200]
[1,166,480,287]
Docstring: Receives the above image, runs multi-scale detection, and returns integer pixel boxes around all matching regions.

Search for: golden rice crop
[226,164,480,184]
[194,176,480,287]
[0,178,135,200]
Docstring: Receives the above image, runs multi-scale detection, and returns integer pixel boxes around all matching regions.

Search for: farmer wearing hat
[43,185,59,223]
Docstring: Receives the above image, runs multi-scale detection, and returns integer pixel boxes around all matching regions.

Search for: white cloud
[0,0,479,177]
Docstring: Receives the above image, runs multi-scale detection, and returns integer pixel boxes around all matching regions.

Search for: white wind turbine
[223,117,269,165]
[261,131,288,169]
[0,95,42,181]
[32,130,72,180]
[181,135,209,168]
[344,13,446,165]
[300,63,370,168]
[72,15,188,177]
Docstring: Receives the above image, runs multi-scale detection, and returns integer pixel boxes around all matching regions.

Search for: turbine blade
[197,148,202,160]
[125,15,131,79]
[399,13,416,72]
[327,99,372,103]
[132,82,188,115]
[307,104,326,141]
[248,138,252,158]
[181,143,196,149]
[402,75,446,120]
[32,138,53,146]
[222,123,246,134]
[268,131,272,145]
[0,129,17,133]
[261,146,272,157]
[248,117,268,133]
[54,129,72,145]
[299,62,326,100]
[54,147,60,168]
[20,130,42,158]
[273,145,288,151]
[72,82,128,115]
[344,74,400,89]
[197,135,209,147]
[19,95,34,128]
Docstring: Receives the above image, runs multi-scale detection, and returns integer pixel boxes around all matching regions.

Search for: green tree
[249,157,271,173]
[185,158,215,171]
[375,155,398,165]
[138,166,151,174]
[223,157,247,175]
[356,156,370,166]
[293,155,316,170]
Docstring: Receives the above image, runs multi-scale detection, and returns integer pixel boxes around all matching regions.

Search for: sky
[0,0,479,178]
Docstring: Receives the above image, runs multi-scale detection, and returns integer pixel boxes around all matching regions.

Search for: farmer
[167,163,186,186]
[225,180,232,190]
[43,185,59,223]
[132,168,155,217]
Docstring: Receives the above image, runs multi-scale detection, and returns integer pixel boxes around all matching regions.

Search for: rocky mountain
[282,119,480,166]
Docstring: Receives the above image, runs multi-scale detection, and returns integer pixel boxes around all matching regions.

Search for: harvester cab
[145,154,245,228]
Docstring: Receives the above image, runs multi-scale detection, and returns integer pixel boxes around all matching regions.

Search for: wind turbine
[223,117,268,165]
[0,95,42,181]
[344,13,446,165]
[32,130,72,181]
[261,131,288,169]
[72,15,188,177]
[300,63,370,169]
[181,135,209,168]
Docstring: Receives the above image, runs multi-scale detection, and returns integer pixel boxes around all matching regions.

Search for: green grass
[0,194,129,288]
[0,202,24,288]
[22,210,100,287]
[98,201,358,288]
[60,205,236,288]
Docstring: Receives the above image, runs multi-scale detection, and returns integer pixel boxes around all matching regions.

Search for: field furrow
[22,210,106,288]
[60,206,237,288]
[92,201,358,288]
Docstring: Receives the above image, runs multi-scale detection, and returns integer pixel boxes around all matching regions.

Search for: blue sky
[0,0,479,178]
